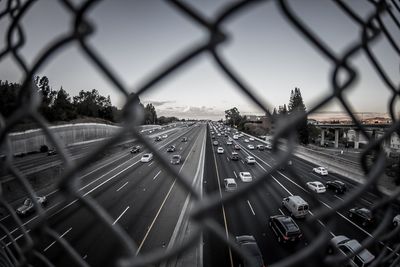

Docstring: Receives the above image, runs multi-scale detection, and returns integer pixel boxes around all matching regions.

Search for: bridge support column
[320,129,325,146]
[334,129,339,148]
[354,130,360,149]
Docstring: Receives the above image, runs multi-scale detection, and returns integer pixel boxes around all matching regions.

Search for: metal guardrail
[0,0,400,266]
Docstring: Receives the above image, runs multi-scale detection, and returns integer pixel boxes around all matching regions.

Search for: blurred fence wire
[0,0,400,266]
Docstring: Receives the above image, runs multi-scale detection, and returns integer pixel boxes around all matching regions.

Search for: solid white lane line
[112,206,130,226]
[233,171,237,179]
[116,182,129,192]
[43,227,72,252]
[148,162,154,167]
[278,209,284,215]
[309,210,335,237]
[152,170,162,180]
[247,200,256,216]
[360,198,373,205]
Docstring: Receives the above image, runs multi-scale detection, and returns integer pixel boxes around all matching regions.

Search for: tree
[278,104,288,115]
[0,80,20,118]
[225,107,242,127]
[144,103,157,124]
[35,76,57,120]
[288,87,308,144]
[52,87,76,121]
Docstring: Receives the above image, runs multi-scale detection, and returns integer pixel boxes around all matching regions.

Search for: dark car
[155,136,162,142]
[130,146,141,153]
[235,235,265,267]
[167,145,176,152]
[257,145,265,151]
[231,152,239,161]
[170,155,182,165]
[269,215,302,243]
[326,180,347,194]
[47,149,57,156]
[181,137,188,142]
[16,196,47,216]
[349,207,374,226]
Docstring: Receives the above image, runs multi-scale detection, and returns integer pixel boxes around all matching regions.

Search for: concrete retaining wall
[2,123,160,155]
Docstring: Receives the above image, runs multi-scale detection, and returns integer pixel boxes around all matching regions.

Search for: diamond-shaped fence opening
[0,0,399,266]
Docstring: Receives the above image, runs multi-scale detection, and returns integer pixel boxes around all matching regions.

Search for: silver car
[16,196,47,216]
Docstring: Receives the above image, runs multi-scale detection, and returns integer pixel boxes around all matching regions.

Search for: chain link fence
[0,0,399,266]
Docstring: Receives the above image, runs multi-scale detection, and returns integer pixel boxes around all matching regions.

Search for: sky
[0,0,399,121]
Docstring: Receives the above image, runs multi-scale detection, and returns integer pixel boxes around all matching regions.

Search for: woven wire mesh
[0,0,399,266]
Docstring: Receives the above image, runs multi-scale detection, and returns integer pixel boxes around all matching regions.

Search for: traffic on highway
[1,122,398,267]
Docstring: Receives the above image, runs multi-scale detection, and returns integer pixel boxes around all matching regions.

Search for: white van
[282,196,309,218]
[224,178,237,191]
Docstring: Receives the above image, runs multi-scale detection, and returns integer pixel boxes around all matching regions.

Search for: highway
[2,122,398,266]
[2,123,206,266]
[203,122,399,267]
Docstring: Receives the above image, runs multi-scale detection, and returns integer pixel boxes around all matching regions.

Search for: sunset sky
[1,0,398,120]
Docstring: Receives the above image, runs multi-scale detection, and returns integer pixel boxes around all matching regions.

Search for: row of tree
[0,77,179,126]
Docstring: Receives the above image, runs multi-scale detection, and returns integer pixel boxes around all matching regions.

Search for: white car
[247,144,255,150]
[393,214,400,227]
[313,167,328,175]
[233,135,239,140]
[239,172,252,182]
[249,137,255,141]
[245,156,256,164]
[306,181,326,193]
[162,134,168,139]
[244,139,249,143]
[140,153,153,163]
[226,140,233,145]
[217,147,224,154]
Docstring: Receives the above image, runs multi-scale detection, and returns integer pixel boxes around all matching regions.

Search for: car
[167,145,176,152]
[234,144,241,150]
[170,155,182,164]
[326,180,347,194]
[140,153,153,163]
[328,235,375,267]
[181,137,188,142]
[130,145,141,153]
[211,135,215,139]
[313,166,328,175]
[233,135,239,140]
[224,178,237,191]
[245,156,256,164]
[235,235,265,267]
[217,133,221,136]
[239,172,252,182]
[269,215,302,243]
[306,181,326,193]
[47,148,57,156]
[256,145,264,151]
[226,140,232,145]
[231,152,239,161]
[393,215,400,227]
[249,137,255,141]
[217,147,224,154]
[247,144,255,150]
[16,196,47,216]
[155,136,162,142]
[349,207,374,226]
[213,141,219,146]
[265,143,272,150]
[162,134,168,139]
[244,139,249,143]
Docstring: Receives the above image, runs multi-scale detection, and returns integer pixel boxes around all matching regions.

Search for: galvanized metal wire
[0,0,399,266]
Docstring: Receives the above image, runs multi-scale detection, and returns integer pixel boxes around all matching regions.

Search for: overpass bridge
[316,123,391,149]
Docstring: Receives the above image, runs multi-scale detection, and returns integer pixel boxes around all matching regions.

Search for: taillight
[283,235,289,240]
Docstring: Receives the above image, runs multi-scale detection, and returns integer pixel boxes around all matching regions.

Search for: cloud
[144,100,175,107]
[157,105,224,120]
